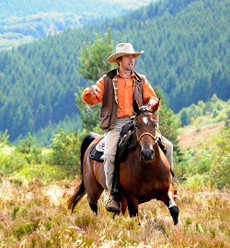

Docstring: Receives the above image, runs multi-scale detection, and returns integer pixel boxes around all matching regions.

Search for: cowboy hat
[107,43,144,63]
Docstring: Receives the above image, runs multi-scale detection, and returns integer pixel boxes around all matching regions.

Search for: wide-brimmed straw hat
[107,43,144,63]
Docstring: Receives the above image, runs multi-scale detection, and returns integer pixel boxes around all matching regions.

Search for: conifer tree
[76,28,115,132]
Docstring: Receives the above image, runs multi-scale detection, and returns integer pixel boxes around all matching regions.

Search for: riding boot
[105,190,120,212]
[105,160,120,213]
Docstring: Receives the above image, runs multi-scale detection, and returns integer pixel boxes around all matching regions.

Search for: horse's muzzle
[141,147,154,161]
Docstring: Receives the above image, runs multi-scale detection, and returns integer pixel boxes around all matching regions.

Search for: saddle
[89,121,135,163]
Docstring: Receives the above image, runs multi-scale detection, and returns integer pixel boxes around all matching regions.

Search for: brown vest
[99,69,145,131]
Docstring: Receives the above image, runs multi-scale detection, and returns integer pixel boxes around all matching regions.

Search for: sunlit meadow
[0,174,229,248]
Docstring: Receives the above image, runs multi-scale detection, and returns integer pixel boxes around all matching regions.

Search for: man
[82,43,173,212]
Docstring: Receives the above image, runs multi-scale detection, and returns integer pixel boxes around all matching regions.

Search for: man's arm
[82,78,105,105]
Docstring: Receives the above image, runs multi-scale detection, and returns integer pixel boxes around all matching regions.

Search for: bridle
[136,132,158,144]
[135,108,159,145]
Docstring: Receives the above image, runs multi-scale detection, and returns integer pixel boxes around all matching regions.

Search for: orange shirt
[82,69,158,118]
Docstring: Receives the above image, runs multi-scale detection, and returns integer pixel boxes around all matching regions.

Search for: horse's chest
[120,165,169,197]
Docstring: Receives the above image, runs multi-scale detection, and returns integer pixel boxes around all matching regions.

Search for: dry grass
[0,176,229,248]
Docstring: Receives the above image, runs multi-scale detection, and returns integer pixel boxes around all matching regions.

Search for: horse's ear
[133,100,140,114]
[151,98,161,113]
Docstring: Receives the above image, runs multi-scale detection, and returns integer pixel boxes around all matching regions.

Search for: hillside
[177,121,225,150]
[1,0,153,18]
[0,0,153,50]
[177,94,230,149]
[0,0,230,144]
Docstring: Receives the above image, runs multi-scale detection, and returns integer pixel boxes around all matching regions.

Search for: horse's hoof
[169,205,179,225]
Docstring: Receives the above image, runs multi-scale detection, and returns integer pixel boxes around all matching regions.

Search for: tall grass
[0,175,229,247]
[0,122,229,247]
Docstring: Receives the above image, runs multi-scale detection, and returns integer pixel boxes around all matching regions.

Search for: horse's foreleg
[161,184,179,225]
[121,193,128,215]
[168,199,179,225]
[126,195,138,217]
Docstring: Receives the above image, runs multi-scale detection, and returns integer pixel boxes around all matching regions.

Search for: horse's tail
[80,132,100,174]
[68,132,100,212]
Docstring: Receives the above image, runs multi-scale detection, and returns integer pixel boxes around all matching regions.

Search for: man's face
[119,54,136,71]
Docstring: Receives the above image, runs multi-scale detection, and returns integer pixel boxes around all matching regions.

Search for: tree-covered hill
[1,0,153,18]
[0,0,229,144]
[0,0,153,50]
[0,13,83,50]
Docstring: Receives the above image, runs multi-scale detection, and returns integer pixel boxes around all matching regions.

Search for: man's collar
[116,68,136,79]
[106,68,141,81]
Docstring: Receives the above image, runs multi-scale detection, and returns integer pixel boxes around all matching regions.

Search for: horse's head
[133,99,160,161]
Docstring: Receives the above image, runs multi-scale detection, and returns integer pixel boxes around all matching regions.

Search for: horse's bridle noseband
[136,131,158,144]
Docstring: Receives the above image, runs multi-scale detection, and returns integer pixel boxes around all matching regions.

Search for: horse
[68,99,179,225]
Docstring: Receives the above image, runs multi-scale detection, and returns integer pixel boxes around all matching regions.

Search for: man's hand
[89,85,102,97]
[148,98,158,106]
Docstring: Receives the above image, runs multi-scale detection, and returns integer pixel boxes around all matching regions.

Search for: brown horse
[68,99,179,225]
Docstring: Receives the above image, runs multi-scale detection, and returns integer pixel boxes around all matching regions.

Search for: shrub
[214,112,227,122]
[207,124,230,189]
[16,133,43,164]
[0,152,26,174]
[11,163,67,183]
[49,128,82,175]
[0,130,10,145]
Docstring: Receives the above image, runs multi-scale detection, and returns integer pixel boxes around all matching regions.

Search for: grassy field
[0,175,229,248]
[0,114,229,247]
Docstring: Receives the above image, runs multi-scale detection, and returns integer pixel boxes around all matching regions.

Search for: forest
[0,0,229,144]
[0,0,151,50]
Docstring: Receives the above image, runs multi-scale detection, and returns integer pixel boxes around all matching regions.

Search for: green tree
[76,28,114,132]
[78,28,114,81]
[180,109,191,127]
[154,87,180,148]
[203,101,214,115]
[0,130,10,145]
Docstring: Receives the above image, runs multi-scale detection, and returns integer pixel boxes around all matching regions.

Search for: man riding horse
[82,43,174,212]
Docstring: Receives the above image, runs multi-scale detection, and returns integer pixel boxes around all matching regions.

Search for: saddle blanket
[89,137,105,162]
